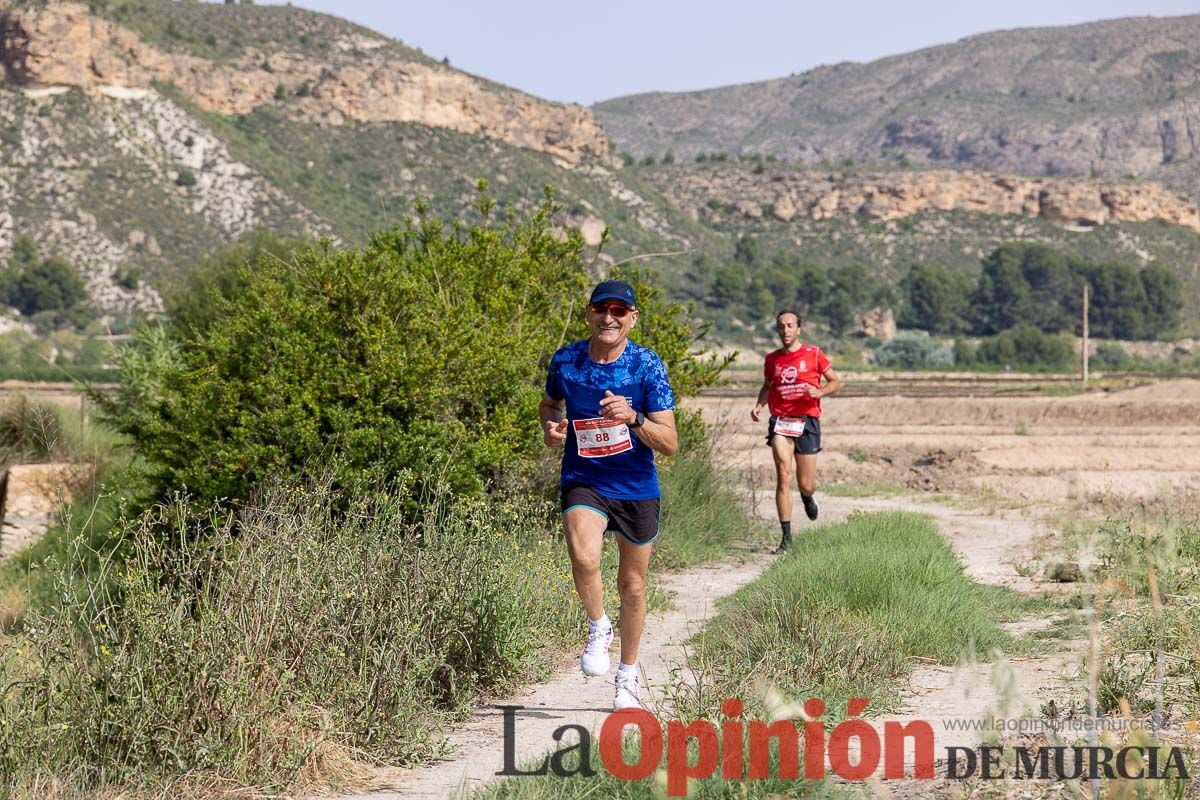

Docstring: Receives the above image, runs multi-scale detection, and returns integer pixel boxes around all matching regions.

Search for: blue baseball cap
[589,279,637,307]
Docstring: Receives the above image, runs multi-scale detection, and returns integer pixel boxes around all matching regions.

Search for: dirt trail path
[336,555,771,800]
[336,491,1084,799]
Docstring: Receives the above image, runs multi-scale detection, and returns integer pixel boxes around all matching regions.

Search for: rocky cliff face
[0,1,611,165]
[644,166,1200,232]
[594,14,1200,200]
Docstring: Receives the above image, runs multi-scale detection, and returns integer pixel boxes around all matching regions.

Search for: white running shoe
[580,624,613,676]
[613,669,641,710]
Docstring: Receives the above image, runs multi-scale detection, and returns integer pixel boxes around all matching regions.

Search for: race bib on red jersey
[572,417,633,458]
[774,416,806,437]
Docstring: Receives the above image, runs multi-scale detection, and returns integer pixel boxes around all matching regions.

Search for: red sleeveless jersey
[764,344,831,418]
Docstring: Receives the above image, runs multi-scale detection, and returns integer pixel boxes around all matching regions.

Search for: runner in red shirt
[751,310,844,552]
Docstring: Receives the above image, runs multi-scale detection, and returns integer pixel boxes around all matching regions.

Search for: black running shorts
[766,415,822,455]
[560,483,661,546]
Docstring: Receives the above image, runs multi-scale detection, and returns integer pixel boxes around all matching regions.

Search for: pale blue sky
[257,1,1199,106]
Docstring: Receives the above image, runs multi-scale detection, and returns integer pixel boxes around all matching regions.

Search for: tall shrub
[97,192,730,506]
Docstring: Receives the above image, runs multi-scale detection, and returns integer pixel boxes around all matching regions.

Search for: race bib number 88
[573,417,633,458]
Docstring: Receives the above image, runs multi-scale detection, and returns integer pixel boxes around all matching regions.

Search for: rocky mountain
[648,165,1200,231]
[4,1,609,164]
[636,160,1200,278]
[0,1,709,317]
[1,1,1198,344]
[594,15,1200,201]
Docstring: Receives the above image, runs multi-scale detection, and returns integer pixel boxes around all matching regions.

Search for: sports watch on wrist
[629,411,646,429]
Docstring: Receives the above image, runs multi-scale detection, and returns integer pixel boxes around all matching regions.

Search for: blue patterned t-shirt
[544,339,675,500]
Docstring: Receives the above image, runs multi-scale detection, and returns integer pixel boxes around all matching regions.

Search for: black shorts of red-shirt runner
[766,414,822,455]
[561,483,661,546]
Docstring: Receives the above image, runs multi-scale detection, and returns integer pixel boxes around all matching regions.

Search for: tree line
[901,242,1183,340]
[706,237,1185,342]
[705,235,896,335]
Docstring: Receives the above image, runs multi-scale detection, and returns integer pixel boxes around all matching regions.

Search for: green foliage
[1091,343,1135,371]
[164,229,310,341]
[710,260,749,310]
[100,196,728,508]
[99,195,588,504]
[733,234,762,267]
[0,235,87,317]
[1075,258,1183,340]
[174,169,196,187]
[821,289,854,336]
[900,262,972,334]
[952,336,976,366]
[0,478,587,791]
[873,332,953,369]
[686,511,1020,719]
[828,263,896,314]
[1138,263,1184,338]
[114,266,141,290]
[975,325,1075,370]
[967,243,1183,341]
[972,243,1075,334]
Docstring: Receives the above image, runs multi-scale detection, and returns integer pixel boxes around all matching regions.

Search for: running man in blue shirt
[539,279,677,711]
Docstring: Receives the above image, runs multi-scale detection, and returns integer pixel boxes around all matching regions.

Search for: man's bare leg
[565,507,616,677]
[771,434,796,550]
[564,508,608,621]
[615,536,653,665]
[797,453,819,520]
[771,434,795,523]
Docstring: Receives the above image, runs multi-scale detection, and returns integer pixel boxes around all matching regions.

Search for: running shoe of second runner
[614,669,641,710]
[803,494,819,521]
[581,622,613,676]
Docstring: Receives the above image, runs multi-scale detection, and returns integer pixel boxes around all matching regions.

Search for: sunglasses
[589,302,633,318]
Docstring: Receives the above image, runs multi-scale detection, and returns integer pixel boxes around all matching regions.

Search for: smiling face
[776,311,800,347]
[587,301,639,347]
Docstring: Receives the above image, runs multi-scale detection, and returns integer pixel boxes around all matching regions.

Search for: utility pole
[1081,283,1089,385]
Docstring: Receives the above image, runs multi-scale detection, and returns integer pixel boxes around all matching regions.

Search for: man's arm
[539,393,568,447]
[751,380,771,421]
[816,367,844,399]
[634,410,677,457]
[597,391,677,457]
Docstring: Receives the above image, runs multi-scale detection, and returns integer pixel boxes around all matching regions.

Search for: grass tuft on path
[686,511,1023,717]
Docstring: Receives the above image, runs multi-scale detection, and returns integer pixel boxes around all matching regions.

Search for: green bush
[175,169,197,187]
[900,262,972,334]
[872,332,952,369]
[100,193,729,508]
[952,336,976,366]
[975,325,1075,370]
[164,229,310,341]
[0,235,87,317]
[1091,343,1135,371]
[99,195,587,504]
